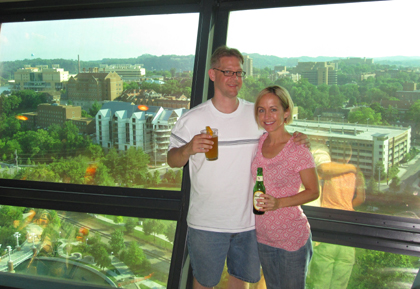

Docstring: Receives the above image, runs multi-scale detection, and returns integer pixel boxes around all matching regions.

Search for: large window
[227,0,420,218]
[0,13,198,190]
[1,0,420,288]
[0,204,175,288]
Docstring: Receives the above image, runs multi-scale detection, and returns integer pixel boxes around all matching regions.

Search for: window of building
[0,12,198,191]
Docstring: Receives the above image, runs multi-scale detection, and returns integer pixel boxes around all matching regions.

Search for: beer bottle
[253,167,265,215]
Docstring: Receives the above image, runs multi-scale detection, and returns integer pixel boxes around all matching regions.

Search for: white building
[96,101,187,164]
[287,120,411,177]
[14,64,69,91]
[99,64,146,82]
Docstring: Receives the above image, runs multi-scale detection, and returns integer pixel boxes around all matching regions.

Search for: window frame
[1,0,420,289]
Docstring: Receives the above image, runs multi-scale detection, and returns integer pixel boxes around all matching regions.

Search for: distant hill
[246,53,420,69]
[246,53,345,69]
[1,54,420,80]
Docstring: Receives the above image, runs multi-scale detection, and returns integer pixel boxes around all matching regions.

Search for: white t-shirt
[169,98,262,232]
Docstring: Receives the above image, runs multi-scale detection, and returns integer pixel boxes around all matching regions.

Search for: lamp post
[30,232,37,254]
[7,245,14,273]
[366,118,370,127]
[14,232,21,251]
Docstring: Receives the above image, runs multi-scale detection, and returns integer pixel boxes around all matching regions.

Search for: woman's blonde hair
[254,85,294,128]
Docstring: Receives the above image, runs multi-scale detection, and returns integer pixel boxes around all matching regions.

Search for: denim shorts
[187,227,261,287]
[258,235,313,289]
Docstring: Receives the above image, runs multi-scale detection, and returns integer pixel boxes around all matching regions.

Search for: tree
[149,170,161,186]
[89,101,102,117]
[406,99,420,123]
[119,147,149,187]
[109,229,125,255]
[389,176,401,192]
[143,219,165,241]
[125,218,138,235]
[348,107,382,125]
[348,249,414,289]
[89,242,111,270]
[164,222,176,243]
[0,205,24,227]
[122,241,150,271]
[1,94,21,115]
[163,169,176,183]
[373,161,386,182]
[113,216,124,224]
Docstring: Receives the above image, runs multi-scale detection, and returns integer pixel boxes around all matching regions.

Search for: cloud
[31,32,47,40]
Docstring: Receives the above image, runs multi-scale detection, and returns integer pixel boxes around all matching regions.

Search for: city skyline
[0,0,418,62]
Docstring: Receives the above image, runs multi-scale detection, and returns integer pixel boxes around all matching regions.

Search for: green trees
[125,218,138,235]
[348,107,382,125]
[121,241,150,271]
[406,100,420,123]
[373,161,386,182]
[164,222,176,243]
[109,229,125,255]
[143,219,165,241]
[89,242,111,270]
[348,249,415,289]
[88,101,102,117]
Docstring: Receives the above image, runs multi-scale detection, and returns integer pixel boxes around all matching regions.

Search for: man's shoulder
[239,98,255,108]
[179,100,211,119]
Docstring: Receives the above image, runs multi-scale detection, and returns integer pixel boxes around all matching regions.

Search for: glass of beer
[200,128,218,161]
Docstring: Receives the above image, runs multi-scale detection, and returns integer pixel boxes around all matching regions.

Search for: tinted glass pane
[227,0,420,217]
[210,244,417,288]
[0,204,175,287]
[0,13,198,190]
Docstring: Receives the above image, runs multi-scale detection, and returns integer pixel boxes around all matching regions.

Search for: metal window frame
[1,0,420,288]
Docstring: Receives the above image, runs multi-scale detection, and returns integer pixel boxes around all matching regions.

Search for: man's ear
[208,68,216,82]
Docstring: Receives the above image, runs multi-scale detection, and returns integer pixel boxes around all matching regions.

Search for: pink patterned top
[251,133,315,251]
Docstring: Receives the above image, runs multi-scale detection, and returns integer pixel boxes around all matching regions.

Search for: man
[168,45,307,289]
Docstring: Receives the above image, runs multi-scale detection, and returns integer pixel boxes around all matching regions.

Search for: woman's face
[256,93,290,133]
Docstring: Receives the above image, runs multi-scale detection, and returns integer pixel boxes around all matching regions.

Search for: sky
[0,0,418,61]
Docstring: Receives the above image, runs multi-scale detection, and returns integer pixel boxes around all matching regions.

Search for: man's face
[209,56,243,99]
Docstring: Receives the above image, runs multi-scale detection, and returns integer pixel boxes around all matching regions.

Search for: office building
[21,103,95,134]
[288,120,411,177]
[14,65,69,91]
[99,64,146,82]
[67,68,124,110]
[96,101,187,164]
[294,61,337,85]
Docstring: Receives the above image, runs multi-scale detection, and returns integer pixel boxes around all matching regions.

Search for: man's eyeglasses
[213,68,246,78]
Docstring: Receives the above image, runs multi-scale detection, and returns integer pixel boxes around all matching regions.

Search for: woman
[251,85,319,289]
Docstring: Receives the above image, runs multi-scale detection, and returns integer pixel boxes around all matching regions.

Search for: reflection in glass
[0,204,175,288]
[0,13,198,190]
[227,1,420,218]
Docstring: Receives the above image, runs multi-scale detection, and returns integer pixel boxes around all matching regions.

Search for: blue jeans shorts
[258,234,313,289]
[187,227,261,287]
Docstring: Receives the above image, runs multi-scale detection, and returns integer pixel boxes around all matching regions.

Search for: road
[59,212,171,276]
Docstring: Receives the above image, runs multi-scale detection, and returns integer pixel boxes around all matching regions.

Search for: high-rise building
[99,64,146,82]
[14,65,69,91]
[67,68,124,110]
[243,55,253,77]
[96,102,187,164]
[288,120,411,177]
[294,62,337,85]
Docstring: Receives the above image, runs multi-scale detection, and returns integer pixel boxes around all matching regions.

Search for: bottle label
[253,190,264,210]
[256,176,263,182]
